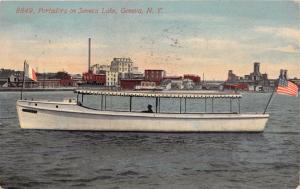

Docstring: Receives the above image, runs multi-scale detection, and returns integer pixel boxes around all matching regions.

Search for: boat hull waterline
[17,100,269,132]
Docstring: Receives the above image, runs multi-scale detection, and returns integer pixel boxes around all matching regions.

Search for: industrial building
[225,62,271,91]
[144,69,166,84]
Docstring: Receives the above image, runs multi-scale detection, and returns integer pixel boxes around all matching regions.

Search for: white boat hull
[16,100,269,132]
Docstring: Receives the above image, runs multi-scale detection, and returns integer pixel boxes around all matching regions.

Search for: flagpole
[20,60,26,100]
[263,80,277,114]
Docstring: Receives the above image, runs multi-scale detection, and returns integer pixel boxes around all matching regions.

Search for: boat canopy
[75,89,242,99]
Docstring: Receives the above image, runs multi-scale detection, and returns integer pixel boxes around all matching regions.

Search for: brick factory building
[120,79,143,90]
[82,72,106,85]
[184,74,201,84]
[144,69,166,84]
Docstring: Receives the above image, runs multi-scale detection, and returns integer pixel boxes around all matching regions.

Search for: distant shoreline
[0,88,75,92]
[0,87,278,93]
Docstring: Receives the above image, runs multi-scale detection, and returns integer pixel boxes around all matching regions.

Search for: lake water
[0,91,299,189]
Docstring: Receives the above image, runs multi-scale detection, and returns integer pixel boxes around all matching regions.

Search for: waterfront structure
[144,69,166,84]
[132,66,139,74]
[35,72,81,88]
[129,66,144,79]
[225,62,270,91]
[91,64,111,74]
[0,69,22,87]
[251,62,262,81]
[135,81,164,90]
[105,71,118,86]
[227,62,268,82]
[223,83,249,91]
[82,72,106,85]
[70,74,82,80]
[120,78,143,90]
[0,79,7,87]
[89,58,140,85]
[184,74,201,85]
[6,78,80,88]
[0,69,82,88]
[17,90,269,132]
[0,69,17,82]
[163,76,182,80]
[35,79,76,88]
[246,62,268,82]
[182,79,194,90]
[130,72,144,79]
[162,76,196,90]
[111,58,133,78]
[227,70,239,82]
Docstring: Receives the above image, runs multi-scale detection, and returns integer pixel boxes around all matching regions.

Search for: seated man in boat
[142,104,153,113]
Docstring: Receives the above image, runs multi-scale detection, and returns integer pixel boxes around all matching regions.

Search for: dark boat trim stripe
[22,108,37,114]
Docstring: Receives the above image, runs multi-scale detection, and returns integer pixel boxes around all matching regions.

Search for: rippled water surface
[0,91,299,189]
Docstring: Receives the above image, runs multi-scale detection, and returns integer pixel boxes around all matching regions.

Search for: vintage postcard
[0,1,299,188]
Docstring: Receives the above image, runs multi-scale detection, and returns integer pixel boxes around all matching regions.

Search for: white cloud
[269,45,300,54]
[253,26,300,54]
[255,26,300,43]
[183,38,241,51]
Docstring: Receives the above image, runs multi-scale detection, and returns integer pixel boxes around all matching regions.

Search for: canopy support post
[155,97,158,113]
[212,98,214,113]
[104,95,106,110]
[180,98,182,114]
[81,94,84,103]
[230,98,232,112]
[184,98,187,113]
[238,98,241,114]
[101,95,103,110]
[76,93,79,104]
[204,98,207,112]
[129,96,132,112]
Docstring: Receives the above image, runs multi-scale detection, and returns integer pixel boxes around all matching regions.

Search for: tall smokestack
[284,69,288,79]
[254,62,260,74]
[280,69,284,78]
[88,38,91,73]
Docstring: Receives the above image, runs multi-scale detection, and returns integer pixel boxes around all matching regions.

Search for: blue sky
[0,1,299,79]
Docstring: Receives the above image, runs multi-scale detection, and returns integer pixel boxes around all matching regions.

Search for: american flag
[276,77,298,96]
